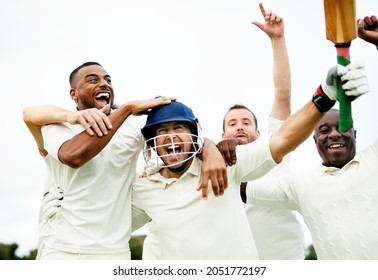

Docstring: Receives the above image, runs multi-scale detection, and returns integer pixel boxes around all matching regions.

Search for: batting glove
[313,60,369,112]
[41,186,64,221]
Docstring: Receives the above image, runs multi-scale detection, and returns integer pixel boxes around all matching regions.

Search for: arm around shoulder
[23,105,74,157]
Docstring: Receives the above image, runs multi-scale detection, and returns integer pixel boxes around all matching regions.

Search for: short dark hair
[69,61,102,87]
[222,104,258,132]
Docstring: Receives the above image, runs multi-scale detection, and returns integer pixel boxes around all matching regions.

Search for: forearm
[269,101,323,163]
[23,105,72,126]
[58,97,175,168]
[271,36,291,120]
[201,137,217,157]
[58,103,133,168]
[197,137,228,198]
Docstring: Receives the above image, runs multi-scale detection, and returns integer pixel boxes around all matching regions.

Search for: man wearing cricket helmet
[131,57,368,258]
[141,100,203,173]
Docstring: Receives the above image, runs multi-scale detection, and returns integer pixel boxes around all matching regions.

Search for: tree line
[0,238,317,260]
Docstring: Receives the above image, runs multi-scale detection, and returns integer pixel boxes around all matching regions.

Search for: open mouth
[95,92,110,108]
[166,145,182,155]
[328,143,345,150]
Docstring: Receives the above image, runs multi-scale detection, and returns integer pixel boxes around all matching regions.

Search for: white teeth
[329,144,343,149]
[95,93,109,99]
[167,145,180,155]
[168,145,179,150]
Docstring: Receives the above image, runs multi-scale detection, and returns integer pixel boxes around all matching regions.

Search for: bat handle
[336,43,353,132]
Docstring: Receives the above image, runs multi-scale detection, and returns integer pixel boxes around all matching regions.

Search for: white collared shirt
[247,138,378,259]
[244,116,305,260]
[132,137,276,259]
[41,115,144,256]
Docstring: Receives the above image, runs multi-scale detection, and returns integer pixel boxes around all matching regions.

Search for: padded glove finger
[41,186,64,221]
[343,83,369,97]
[321,65,348,101]
[340,64,366,82]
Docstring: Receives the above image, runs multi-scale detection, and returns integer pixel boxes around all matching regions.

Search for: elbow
[22,107,32,123]
[271,145,295,164]
[269,135,294,164]
[272,146,296,164]
[65,161,84,169]
[271,153,283,165]
[58,147,87,169]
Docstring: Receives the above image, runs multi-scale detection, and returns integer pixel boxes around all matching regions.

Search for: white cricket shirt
[245,117,305,260]
[40,116,144,256]
[248,138,378,259]
[132,137,276,259]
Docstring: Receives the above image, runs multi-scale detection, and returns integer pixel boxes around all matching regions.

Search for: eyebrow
[84,74,111,79]
[227,117,252,123]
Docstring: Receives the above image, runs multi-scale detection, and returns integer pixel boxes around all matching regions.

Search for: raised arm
[269,61,368,163]
[217,4,291,166]
[357,15,378,49]
[252,2,291,120]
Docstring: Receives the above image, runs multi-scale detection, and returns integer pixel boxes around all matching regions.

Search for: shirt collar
[318,156,360,175]
[145,157,202,188]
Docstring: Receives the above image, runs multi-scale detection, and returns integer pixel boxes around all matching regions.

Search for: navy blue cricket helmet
[141,100,198,142]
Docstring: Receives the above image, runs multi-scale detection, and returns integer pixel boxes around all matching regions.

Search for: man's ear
[313,134,317,144]
[256,129,261,139]
[195,118,202,131]
[70,88,78,102]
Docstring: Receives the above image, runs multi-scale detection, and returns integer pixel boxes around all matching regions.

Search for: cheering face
[70,64,114,111]
[222,108,260,143]
[313,110,357,168]
[154,122,194,169]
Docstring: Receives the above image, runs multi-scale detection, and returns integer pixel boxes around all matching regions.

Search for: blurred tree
[24,249,37,260]
[4,237,320,260]
[0,243,19,260]
[305,244,318,260]
[0,237,145,260]
[130,235,145,260]
[0,243,37,260]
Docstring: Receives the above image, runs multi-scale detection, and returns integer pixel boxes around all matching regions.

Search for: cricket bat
[323,0,357,132]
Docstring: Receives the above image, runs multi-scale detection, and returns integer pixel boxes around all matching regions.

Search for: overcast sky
[1,0,378,257]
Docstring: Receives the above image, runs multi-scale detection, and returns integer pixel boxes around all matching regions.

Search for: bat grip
[336,43,353,132]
